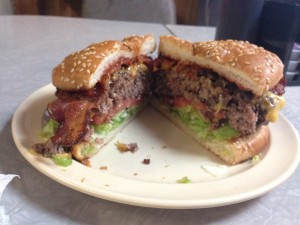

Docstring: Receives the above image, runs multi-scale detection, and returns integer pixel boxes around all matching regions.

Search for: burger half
[33,34,156,166]
[152,36,286,164]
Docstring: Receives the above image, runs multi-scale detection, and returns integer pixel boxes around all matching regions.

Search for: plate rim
[11,84,300,209]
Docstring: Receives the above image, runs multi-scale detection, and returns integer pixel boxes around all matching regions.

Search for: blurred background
[1,0,300,85]
[0,0,221,26]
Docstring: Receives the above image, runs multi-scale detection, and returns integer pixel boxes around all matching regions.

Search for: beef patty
[152,57,284,136]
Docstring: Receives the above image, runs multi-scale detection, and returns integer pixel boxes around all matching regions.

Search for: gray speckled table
[1,16,299,225]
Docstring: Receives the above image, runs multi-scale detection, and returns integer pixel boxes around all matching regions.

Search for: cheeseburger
[33,34,156,166]
[151,36,286,164]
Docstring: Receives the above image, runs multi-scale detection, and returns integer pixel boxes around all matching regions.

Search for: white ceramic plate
[12,84,300,209]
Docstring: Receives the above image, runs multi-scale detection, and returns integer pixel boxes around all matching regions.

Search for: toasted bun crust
[151,98,270,164]
[52,34,156,91]
[158,35,284,96]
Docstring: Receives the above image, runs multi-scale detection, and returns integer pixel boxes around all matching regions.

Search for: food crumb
[142,158,150,165]
[164,164,169,168]
[115,141,138,153]
[80,178,86,182]
[133,172,138,176]
[251,154,262,166]
[104,184,110,187]
[176,176,191,184]
[100,166,108,170]
[161,145,167,149]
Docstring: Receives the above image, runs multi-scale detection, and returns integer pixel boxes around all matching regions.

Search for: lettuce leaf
[171,105,239,141]
[51,153,72,167]
[94,107,139,135]
[40,118,59,140]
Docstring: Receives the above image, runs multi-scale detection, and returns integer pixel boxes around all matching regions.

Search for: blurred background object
[4,0,300,85]
[0,0,13,14]
[10,0,220,25]
[214,0,265,43]
[214,0,300,86]
[12,0,82,17]
[82,0,176,24]
[256,0,300,85]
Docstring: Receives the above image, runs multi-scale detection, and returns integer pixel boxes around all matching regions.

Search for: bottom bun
[151,98,270,165]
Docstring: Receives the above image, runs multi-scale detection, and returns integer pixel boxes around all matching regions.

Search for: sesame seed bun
[52,34,156,91]
[158,36,284,96]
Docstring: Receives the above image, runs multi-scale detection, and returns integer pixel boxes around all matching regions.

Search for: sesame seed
[82,63,86,68]
[70,68,74,73]
[79,68,84,72]
[73,62,76,67]
[87,69,90,74]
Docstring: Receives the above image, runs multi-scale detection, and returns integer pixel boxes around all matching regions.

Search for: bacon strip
[50,100,90,147]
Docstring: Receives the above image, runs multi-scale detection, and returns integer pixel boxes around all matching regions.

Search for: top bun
[52,34,156,91]
[158,35,284,96]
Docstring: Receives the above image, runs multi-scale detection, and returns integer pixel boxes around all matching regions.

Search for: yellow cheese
[127,63,147,76]
[262,91,286,122]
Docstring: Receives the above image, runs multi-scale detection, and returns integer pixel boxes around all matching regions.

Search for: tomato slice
[173,97,190,107]
[173,97,207,111]
[92,98,142,125]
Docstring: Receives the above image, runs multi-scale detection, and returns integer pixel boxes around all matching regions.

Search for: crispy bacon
[50,100,91,146]
[47,99,70,123]
[270,77,286,96]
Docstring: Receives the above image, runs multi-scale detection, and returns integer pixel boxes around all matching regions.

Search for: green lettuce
[94,107,139,135]
[176,176,191,184]
[51,153,72,167]
[81,143,98,158]
[40,119,59,140]
[171,105,239,141]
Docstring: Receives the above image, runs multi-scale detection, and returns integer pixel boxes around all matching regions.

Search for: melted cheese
[262,91,286,122]
[127,63,147,76]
